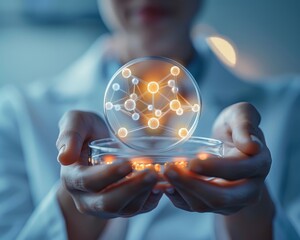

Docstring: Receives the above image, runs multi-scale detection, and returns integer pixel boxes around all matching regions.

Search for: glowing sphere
[148,105,154,111]
[176,108,184,116]
[132,78,139,85]
[170,99,181,111]
[170,66,180,76]
[105,102,113,110]
[147,81,159,94]
[148,118,160,129]
[172,87,179,94]
[122,68,132,78]
[118,128,128,138]
[168,79,175,87]
[130,93,138,101]
[155,109,162,117]
[178,128,188,138]
[132,113,140,121]
[112,83,120,91]
[104,57,202,151]
[192,104,200,112]
[124,99,136,111]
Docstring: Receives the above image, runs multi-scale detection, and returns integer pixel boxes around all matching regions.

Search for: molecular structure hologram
[104,57,201,151]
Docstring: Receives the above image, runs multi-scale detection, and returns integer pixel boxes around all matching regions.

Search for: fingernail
[167,170,178,179]
[152,189,161,195]
[57,145,65,163]
[165,187,175,194]
[250,135,264,149]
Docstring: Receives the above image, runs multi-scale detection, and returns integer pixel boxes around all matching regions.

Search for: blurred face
[99,0,202,40]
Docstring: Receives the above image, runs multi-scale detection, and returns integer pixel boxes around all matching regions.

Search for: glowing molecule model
[104,57,202,151]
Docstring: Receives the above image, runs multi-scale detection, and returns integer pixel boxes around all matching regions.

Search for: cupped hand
[163,102,272,215]
[56,110,162,218]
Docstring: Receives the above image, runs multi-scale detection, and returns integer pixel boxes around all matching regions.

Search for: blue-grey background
[1,0,299,87]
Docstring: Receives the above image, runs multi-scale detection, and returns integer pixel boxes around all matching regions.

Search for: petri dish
[104,57,202,152]
[89,136,223,175]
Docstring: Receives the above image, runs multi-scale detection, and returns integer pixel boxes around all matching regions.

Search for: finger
[164,189,194,211]
[165,166,261,210]
[92,169,158,214]
[139,191,164,214]
[121,190,163,216]
[164,170,211,212]
[188,149,271,180]
[61,159,132,192]
[56,111,110,165]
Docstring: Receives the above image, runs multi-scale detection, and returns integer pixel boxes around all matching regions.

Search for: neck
[112,32,196,66]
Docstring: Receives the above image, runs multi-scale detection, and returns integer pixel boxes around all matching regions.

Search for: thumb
[56,111,110,165]
[214,102,265,155]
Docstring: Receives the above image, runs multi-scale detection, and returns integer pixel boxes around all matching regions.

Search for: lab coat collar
[47,35,112,102]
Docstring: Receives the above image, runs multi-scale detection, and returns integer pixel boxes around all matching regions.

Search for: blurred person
[0,0,300,240]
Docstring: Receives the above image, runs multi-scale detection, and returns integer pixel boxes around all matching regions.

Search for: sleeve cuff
[17,182,67,240]
[273,198,300,240]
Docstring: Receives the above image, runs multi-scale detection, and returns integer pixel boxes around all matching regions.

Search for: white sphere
[132,113,140,121]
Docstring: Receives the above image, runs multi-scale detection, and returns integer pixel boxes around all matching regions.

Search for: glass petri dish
[89,136,223,175]
[103,57,202,152]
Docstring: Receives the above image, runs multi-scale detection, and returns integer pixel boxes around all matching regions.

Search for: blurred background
[1,0,299,87]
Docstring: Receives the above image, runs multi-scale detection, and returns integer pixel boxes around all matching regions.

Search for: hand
[56,111,162,238]
[163,102,272,215]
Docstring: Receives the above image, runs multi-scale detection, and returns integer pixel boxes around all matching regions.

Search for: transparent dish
[89,136,223,174]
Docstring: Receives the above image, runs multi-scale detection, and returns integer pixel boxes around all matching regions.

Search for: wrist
[215,183,275,240]
[57,183,108,240]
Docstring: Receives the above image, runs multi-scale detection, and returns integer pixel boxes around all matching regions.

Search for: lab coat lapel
[47,35,110,108]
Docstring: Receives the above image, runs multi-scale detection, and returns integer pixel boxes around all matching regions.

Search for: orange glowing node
[147,81,159,94]
[178,128,188,138]
[103,155,116,164]
[148,117,160,129]
[174,161,188,169]
[118,127,128,138]
[170,99,181,111]
[154,164,161,172]
[197,153,210,161]
[170,66,180,76]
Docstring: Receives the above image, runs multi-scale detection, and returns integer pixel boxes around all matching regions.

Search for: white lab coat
[0,35,299,240]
